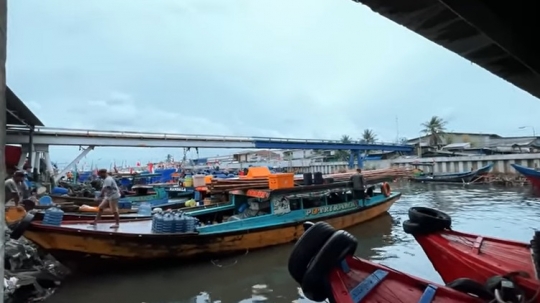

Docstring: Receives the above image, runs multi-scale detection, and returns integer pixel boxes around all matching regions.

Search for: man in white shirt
[4,171,27,206]
[91,169,120,228]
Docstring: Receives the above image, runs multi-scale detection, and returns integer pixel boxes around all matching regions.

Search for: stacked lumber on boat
[207,168,411,194]
[325,168,412,182]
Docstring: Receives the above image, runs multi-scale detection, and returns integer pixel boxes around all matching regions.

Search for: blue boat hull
[411,163,493,183]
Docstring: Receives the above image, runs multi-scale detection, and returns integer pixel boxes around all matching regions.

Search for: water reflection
[49,184,540,303]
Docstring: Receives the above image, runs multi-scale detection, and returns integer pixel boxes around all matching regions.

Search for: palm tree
[165,154,173,163]
[421,116,447,146]
[335,135,352,161]
[360,129,377,144]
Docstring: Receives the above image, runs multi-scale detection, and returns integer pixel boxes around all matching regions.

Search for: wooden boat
[410,163,493,183]
[22,180,401,261]
[512,163,540,187]
[51,185,169,206]
[403,206,540,302]
[289,222,484,302]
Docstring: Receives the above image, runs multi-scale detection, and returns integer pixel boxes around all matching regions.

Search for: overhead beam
[253,140,412,152]
[437,0,540,76]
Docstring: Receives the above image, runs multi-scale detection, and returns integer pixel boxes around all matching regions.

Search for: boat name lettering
[168,187,187,192]
[306,202,357,216]
[246,190,269,199]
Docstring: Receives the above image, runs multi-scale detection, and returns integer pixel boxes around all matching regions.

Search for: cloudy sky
[6,0,540,167]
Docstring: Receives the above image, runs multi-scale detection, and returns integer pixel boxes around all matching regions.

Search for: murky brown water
[48,183,540,303]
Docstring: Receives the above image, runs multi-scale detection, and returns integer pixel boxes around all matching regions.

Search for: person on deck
[350,168,368,202]
[4,171,27,206]
[91,169,121,229]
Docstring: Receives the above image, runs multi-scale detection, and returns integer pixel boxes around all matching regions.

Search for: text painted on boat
[305,202,357,216]
[168,187,188,192]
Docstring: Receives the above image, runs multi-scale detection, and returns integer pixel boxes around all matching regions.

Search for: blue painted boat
[25,181,401,260]
[411,163,493,183]
[121,185,169,206]
[511,163,540,187]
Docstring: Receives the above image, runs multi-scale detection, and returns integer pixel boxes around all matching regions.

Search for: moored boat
[22,177,400,261]
[403,206,540,302]
[288,221,485,302]
[411,163,493,184]
[51,185,169,206]
[29,200,179,221]
[31,200,232,221]
[511,163,540,187]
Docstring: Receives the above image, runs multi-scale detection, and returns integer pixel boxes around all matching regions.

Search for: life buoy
[381,182,391,197]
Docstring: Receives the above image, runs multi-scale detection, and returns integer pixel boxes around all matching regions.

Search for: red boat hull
[328,256,483,302]
[413,229,540,301]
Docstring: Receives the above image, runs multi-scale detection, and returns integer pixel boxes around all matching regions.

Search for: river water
[48,183,540,303]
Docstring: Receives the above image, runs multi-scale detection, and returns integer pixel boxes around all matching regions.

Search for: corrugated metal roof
[352,0,540,99]
[443,142,471,149]
[486,137,539,147]
[6,87,44,126]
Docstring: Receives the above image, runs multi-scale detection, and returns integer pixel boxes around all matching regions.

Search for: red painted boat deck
[329,256,482,302]
[414,229,540,301]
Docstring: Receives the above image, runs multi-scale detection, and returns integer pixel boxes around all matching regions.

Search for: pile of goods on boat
[288,221,486,302]
[403,206,540,303]
[151,210,199,233]
[206,167,411,194]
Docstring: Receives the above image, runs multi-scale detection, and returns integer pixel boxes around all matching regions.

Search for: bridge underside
[5,129,414,151]
[353,0,540,99]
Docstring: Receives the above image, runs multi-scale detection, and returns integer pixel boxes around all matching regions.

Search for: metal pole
[0,0,8,299]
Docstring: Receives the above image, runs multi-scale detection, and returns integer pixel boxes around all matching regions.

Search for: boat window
[289,198,301,211]
[302,196,325,209]
[327,192,345,205]
[135,187,149,196]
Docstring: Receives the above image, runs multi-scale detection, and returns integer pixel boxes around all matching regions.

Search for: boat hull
[413,229,540,300]
[411,163,493,183]
[327,256,482,303]
[24,194,400,260]
[512,163,540,187]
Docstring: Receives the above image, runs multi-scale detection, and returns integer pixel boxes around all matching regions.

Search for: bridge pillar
[348,151,355,169]
[356,151,364,169]
[348,150,364,169]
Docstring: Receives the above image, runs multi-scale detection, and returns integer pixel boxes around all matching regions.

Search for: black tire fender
[10,213,35,240]
[402,220,434,235]
[288,222,336,284]
[446,278,494,300]
[301,230,358,302]
[408,207,451,230]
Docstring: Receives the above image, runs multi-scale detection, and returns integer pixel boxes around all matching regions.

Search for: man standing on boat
[91,169,121,229]
[351,168,367,202]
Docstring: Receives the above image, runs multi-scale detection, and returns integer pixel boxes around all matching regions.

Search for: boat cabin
[130,185,155,196]
[189,182,386,233]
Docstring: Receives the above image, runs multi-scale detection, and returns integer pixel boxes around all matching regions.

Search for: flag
[136,161,141,167]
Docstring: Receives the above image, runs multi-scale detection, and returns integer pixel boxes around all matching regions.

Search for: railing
[6,125,412,146]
